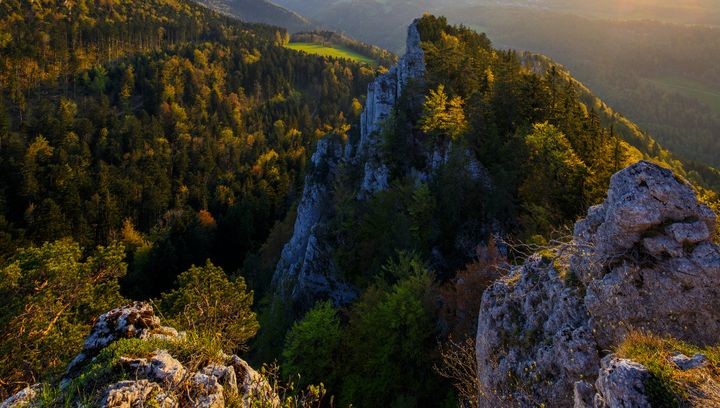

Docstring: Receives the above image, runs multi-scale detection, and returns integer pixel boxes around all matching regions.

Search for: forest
[0,0,373,397]
[1,1,719,406]
[442,6,720,170]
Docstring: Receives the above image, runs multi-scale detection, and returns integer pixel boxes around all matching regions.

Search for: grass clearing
[643,76,720,114]
[285,42,377,66]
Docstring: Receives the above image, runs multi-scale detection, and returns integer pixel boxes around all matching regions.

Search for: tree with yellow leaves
[420,84,467,141]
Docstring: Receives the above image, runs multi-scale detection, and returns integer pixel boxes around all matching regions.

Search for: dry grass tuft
[616,332,720,407]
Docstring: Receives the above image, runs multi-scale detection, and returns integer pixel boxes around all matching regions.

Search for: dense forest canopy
[442,6,720,170]
[1,1,720,406]
[0,0,379,397]
[0,0,375,297]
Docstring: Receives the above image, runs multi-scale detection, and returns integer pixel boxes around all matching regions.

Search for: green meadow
[285,42,377,65]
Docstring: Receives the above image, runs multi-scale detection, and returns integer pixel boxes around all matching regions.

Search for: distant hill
[272,1,720,171]
[194,0,315,32]
[517,0,720,26]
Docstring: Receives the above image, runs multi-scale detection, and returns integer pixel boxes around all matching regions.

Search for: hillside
[256,15,720,406]
[1,4,719,407]
[286,31,398,68]
[444,6,720,170]
[274,1,720,171]
[0,0,375,397]
[285,42,377,66]
[193,0,315,32]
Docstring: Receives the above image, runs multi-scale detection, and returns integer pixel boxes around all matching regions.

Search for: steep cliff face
[475,161,720,407]
[357,20,426,196]
[358,20,425,151]
[271,135,355,307]
[271,21,427,307]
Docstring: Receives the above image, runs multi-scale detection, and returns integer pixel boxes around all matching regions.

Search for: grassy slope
[285,42,377,65]
[644,76,720,115]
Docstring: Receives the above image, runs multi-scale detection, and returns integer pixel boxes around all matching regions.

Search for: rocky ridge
[270,20,427,308]
[2,302,275,408]
[476,161,720,407]
[271,19,492,310]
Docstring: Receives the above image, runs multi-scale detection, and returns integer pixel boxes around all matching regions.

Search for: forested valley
[1,2,719,407]
[0,0,373,395]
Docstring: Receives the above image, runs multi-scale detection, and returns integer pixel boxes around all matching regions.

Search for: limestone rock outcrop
[572,160,720,348]
[66,301,173,376]
[271,135,356,307]
[271,20,427,308]
[357,19,426,197]
[475,257,599,406]
[119,350,188,386]
[2,303,275,408]
[270,19,494,312]
[101,380,175,408]
[358,19,425,151]
[476,161,720,407]
[576,356,652,408]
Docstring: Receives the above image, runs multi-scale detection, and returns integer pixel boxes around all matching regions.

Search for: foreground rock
[475,258,599,405]
[1,384,44,408]
[3,302,276,408]
[476,161,720,407]
[572,160,720,348]
[65,301,166,376]
[591,356,652,408]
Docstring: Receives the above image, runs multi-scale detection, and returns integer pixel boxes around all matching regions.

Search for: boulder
[119,350,187,386]
[670,353,709,371]
[201,364,238,396]
[572,161,720,348]
[1,384,43,408]
[226,355,280,407]
[67,302,161,375]
[101,380,176,408]
[591,356,652,408]
[572,161,716,266]
[189,373,225,408]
